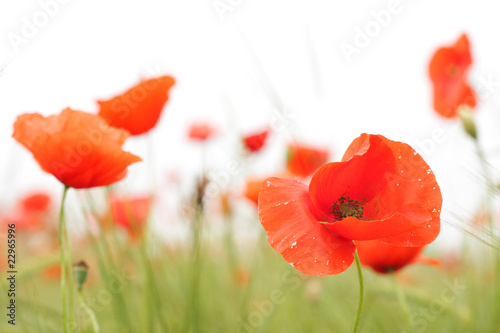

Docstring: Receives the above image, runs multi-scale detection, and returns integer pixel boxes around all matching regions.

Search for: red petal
[429,34,472,82]
[243,128,270,153]
[98,76,175,135]
[309,135,395,221]
[355,240,424,273]
[286,144,329,178]
[429,34,476,118]
[433,81,476,118]
[16,109,142,189]
[373,135,441,246]
[258,177,355,276]
[324,203,431,240]
[310,134,441,246]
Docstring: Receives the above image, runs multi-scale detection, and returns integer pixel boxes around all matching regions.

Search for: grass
[1,205,499,333]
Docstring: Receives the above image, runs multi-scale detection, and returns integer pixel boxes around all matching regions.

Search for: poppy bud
[73,260,89,290]
[458,105,477,139]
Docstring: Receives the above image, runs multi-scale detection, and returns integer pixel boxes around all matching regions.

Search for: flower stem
[390,271,413,333]
[58,185,69,333]
[184,198,203,332]
[77,288,100,333]
[351,250,364,333]
[64,203,75,329]
[473,139,495,229]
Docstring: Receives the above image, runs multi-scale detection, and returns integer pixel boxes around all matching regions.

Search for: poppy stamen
[331,194,364,220]
[446,64,459,78]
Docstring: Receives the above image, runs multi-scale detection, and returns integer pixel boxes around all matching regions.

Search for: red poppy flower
[243,128,270,153]
[98,76,175,135]
[355,240,439,273]
[259,134,442,276]
[106,195,151,239]
[188,122,217,141]
[21,192,51,212]
[286,144,329,178]
[13,108,141,189]
[429,34,476,118]
[244,178,266,206]
[3,193,52,230]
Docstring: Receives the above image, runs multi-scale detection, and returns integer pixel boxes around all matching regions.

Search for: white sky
[1,0,500,246]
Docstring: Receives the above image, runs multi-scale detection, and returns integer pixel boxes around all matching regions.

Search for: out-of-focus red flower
[188,122,217,141]
[234,267,251,288]
[286,144,329,178]
[355,240,439,273]
[259,134,442,276]
[106,195,151,240]
[243,128,270,153]
[13,108,141,189]
[7,192,52,230]
[429,34,476,118]
[220,191,233,218]
[43,264,61,279]
[98,76,175,135]
[21,192,51,212]
[244,178,266,206]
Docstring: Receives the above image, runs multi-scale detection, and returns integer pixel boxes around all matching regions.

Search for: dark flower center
[446,64,459,78]
[331,194,364,220]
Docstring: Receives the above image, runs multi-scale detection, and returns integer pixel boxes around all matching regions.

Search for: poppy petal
[355,240,424,273]
[323,203,431,240]
[259,177,355,276]
[309,135,396,221]
[286,144,329,178]
[98,76,175,135]
[14,109,142,189]
[429,34,476,118]
[31,133,141,189]
[373,135,442,246]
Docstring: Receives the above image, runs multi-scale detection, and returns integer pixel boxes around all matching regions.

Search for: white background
[1,0,500,247]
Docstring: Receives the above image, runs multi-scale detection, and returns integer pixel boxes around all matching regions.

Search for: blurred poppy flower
[21,192,51,212]
[355,240,440,274]
[98,76,175,135]
[188,122,217,141]
[13,108,141,189]
[243,128,270,153]
[244,178,266,206]
[286,144,329,178]
[43,264,62,279]
[259,134,442,276]
[429,34,476,118]
[4,192,52,230]
[106,195,151,240]
[220,191,233,218]
[234,267,251,288]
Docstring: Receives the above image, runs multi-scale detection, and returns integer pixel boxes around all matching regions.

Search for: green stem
[351,250,364,333]
[473,135,495,232]
[58,185,69,333]
[64,204,74,329]
[184,201,203,332]
[224,216,237,280]
[86,190,133,332]
[139,241,170,331]
[390,272,413,333]
[78,288,100,333]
